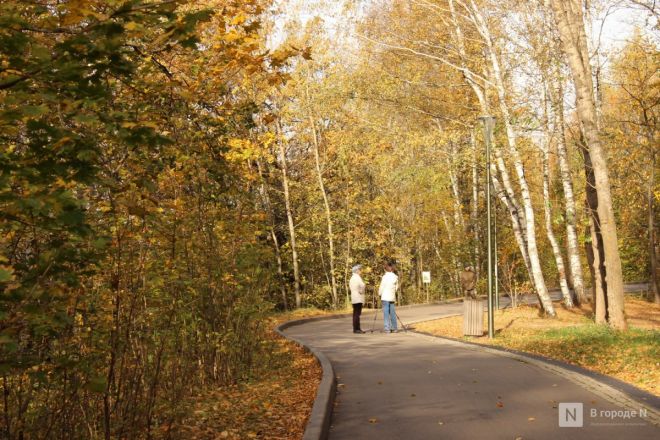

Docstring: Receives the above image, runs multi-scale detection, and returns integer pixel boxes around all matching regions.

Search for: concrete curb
[275,318,337,440]
[409,330,660,425]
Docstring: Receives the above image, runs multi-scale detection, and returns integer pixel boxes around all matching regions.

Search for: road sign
[422,271,431,284]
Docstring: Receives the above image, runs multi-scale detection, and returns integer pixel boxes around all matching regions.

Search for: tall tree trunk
[541,82,573,306]
[306,82,338,308]
[492,168,533,280]
[441,211,462,297]
[549,0,627,329]
[650,158,659,304]
[552,78,586,305]
[256,160,288,311]
[469,0,555,315]
[271,228,288,311]
[582,145,608,323]
[589,221,608,324]
[344,215,352,307]
[447,140,465,232]
[450,0,536,297]
[276,124,301,308]
[540,137,573,307]
[643,118,659,303]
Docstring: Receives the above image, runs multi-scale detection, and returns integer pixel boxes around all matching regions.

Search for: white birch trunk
[449,0,537,294]
[306,80,338,308]
[540,138,573,307]
[550,73,586,305]
[491,170,533,279]
[276,125,301,308]
[469,0,555,315]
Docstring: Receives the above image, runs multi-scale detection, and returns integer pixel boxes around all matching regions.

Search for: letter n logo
[559,403,583,427]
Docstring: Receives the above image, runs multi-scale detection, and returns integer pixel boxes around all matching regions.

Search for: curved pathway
[283,303,659,439]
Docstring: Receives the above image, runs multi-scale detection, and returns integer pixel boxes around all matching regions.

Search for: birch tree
[460,0,557,315]
[519,2,588,305]
[540,90,573,306]
[276,123,302,308]
[548,0,627,329]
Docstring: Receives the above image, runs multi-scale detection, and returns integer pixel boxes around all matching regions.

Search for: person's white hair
[351,264,362,274]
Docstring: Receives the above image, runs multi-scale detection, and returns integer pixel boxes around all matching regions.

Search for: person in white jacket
[379,261,399,332]
[349,265,366,333]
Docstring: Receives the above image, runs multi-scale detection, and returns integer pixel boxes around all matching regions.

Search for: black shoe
[353,330,366,334]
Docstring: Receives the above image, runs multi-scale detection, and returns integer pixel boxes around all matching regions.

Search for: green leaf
[0,267,13,282]
[22,105,49,117]
[86,377,107,393]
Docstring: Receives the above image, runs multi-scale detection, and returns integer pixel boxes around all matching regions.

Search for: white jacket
[349,274,366,304]
[379,271,398,302]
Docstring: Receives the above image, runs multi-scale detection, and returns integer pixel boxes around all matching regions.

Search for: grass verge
[415,297,660,395]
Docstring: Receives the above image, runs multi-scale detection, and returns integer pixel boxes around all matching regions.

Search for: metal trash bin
[463,299,484,336]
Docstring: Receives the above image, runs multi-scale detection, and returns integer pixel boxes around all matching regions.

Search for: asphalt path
[283,302,658,440]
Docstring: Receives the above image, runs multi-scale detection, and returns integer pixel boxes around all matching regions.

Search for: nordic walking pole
[393,279,408,332]
[370,286,379,333]
[370,306,378,333]
[394,308,408,333]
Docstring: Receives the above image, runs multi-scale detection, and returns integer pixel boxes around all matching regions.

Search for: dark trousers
[352,303,363,331]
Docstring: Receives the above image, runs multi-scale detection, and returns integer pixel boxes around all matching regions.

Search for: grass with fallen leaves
[169,309,340,439]
[415,297,660,395]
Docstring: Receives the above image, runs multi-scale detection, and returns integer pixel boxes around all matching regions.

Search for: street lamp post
[495,204,499,310]
[479,115,496,339]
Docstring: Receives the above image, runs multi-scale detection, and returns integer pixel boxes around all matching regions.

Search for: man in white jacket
[379,261,399,333]
[349,264,366,334]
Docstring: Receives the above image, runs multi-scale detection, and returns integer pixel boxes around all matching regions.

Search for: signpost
[422,271,431,303]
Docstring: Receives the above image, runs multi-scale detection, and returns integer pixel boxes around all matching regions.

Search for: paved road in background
[284,303,658,440]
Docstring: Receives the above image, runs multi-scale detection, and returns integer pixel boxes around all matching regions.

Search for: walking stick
[393,279,408,332]
[394,308,409,333]
[369,286,379,333]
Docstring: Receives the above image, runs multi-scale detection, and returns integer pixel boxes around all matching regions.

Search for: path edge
[275,316,343,440]
[410,329,660,424]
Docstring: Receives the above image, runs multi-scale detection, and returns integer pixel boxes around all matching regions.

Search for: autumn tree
[548,0,628,329]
